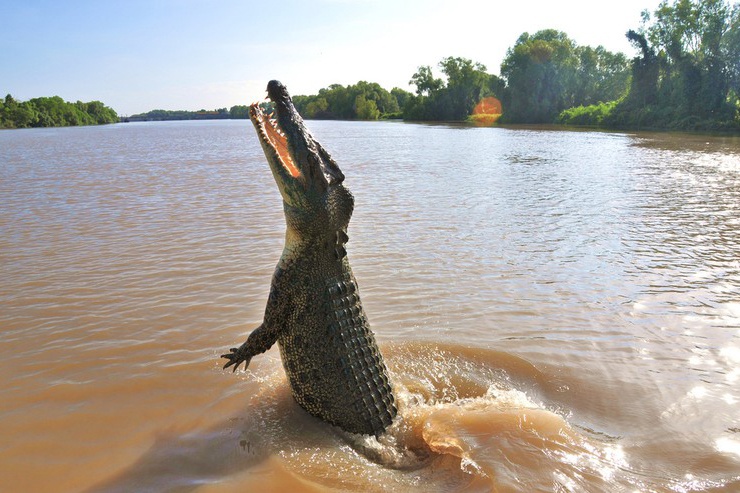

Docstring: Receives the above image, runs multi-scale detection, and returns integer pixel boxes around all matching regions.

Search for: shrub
[557,100,619,126]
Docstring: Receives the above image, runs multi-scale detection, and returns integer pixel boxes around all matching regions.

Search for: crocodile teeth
[250,100,300,178]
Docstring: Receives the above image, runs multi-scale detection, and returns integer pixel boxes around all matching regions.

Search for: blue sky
[2,0,662,115]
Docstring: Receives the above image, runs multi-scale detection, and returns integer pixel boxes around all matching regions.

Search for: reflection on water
[0,121,739,492]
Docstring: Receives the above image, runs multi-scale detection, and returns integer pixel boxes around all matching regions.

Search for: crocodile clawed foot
[221,347,253,372]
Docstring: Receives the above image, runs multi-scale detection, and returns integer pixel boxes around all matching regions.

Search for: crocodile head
[249,80,354,246]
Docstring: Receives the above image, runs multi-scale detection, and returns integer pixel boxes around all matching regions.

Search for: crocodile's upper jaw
[249,80,344,209]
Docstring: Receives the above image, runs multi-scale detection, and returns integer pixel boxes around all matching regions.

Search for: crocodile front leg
[221,323,279,372]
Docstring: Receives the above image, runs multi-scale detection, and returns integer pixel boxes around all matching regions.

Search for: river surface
[1,120,739,492]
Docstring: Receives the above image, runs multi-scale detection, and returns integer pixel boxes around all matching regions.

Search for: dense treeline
[0,95,118,129]
[500,30,631,123]
[292,81,410,120]
[293,41,628,125]
[288,58,501,121]
[128,105,278,121]
[292,0,739,131]
[128,107,233,121]
[404,57,505,121]
[290,37,630,124]
[560,0,740,130]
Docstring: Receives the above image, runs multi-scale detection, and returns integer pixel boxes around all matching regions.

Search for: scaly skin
[221,80,397,436]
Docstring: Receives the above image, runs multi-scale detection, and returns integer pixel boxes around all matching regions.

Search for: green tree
[439,56,493,119]
[353,81,399,114]
[391,87,413,110]
[77,101,117,124]
[3,95,38,128]
[500,30,580,123]
[644,0,737,120]
[229,105,249,119]
[575,46,631,105]
[409,65,443,96]
[406,56,497,120]
[501,30,633,123]
[305,97,330,118]
[724,4,740,97]
[291,95,313,115]
[293,82,401,119]
[354,95,380,120]
[626,29,661,107]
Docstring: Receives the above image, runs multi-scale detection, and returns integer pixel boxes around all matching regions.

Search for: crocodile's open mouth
[248,80,346,207]
[249,102,301,179]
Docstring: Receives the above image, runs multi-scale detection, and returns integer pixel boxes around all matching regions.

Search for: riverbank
[556,99,740,134]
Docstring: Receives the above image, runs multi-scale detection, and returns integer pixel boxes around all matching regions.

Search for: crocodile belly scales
[279,276,397,436]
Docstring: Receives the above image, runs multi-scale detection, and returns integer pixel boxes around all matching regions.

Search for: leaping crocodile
[221,80,397,436]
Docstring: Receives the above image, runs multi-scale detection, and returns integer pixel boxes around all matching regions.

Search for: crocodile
[221,80,397,436]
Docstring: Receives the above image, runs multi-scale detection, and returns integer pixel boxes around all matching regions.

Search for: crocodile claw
[221,347,252,372]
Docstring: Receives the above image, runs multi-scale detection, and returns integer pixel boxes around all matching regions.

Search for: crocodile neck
[280,227,350,269]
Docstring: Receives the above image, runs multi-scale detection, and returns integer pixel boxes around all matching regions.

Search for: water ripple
[1,122,739,492]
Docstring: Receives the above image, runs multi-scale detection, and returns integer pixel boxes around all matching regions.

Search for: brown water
[1,120,739,492]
